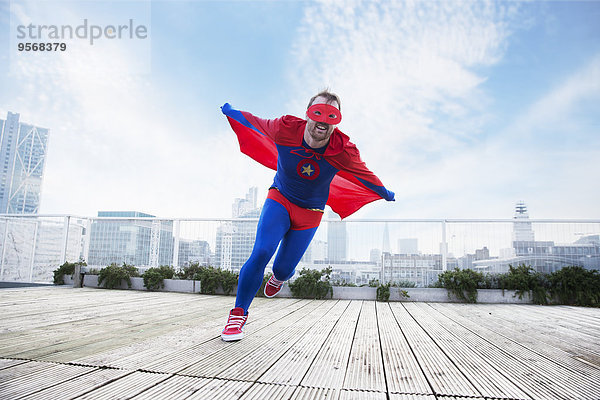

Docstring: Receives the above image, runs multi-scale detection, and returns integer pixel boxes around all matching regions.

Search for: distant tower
[398,238,419,255]
[232,187,259,217]
[513,201,534,242]
[382,222,391,253]
[327,210,347,262]
[219,187,262,272]
[0,112,49,214]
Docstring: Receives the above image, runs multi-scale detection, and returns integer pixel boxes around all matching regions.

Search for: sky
[0,0,599,220]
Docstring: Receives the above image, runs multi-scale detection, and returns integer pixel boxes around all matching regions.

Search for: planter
[82,275,201,293]
[162,278,202,293]
[79,275,533,304]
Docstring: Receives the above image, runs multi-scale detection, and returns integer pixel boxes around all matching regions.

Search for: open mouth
[315,122,328,132]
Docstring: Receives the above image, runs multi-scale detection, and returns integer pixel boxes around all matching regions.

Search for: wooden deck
[0,286,599,400]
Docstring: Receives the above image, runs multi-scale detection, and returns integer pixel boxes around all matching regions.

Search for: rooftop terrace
[0,287,599,400]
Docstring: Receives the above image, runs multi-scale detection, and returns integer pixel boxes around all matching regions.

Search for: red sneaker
[264,275,285,298]
[221,307,248,341]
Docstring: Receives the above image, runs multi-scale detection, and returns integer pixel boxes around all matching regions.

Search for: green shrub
[175,262,204,280]
[481,273,502,289]
[142,265,175,291]
[53,261,86,285]
[98,263,139,289]
[392,280,416,288]
[376,284,390,302]
[549,266,600,307]
[142,269,164,291]
[498,264,549,305]
[220,269,239,295]
[190,266,238,295]
[333,280,357,287]
[193,266,222,295]
[289,267,333,299]
[435,265,599,307]
[368,279,380,287]
[436,268,484,303]
[155,265,175,279]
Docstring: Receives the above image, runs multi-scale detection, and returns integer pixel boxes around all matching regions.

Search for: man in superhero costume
[220,91,394,341]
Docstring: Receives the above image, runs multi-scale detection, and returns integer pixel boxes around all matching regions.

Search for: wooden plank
[486,304,600,351]
[19,368,131,400]
[343,301,386,392]
[0,360,55,382]
[0,358,28,370]
[375,302,432,395]
[71,296,296,368]
[388,395,436,400]
[289,386,339,400]
[0,293,235,360]
[338,390,387,399]
[184,378,253,399]
[424,302,600,400]
[300,301,363,389]
[128,375,211,399]
[258,300,351,386]
[217,300,340,381]
[389,303,480,398]
[138,298,309,374]
[429,302,600,373]
[240,382,297,399]
[0,363,96,399]
[76,371,171,400]
[403,302,531,400]
[178,299,322,377]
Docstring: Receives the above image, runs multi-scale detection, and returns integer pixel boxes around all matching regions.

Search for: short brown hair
[307,90,341,111]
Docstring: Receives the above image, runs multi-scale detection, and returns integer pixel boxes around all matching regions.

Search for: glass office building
[0,112,49,214]
[87,211,174,268]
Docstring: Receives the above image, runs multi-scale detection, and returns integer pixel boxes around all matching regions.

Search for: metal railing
[1,214,599,286]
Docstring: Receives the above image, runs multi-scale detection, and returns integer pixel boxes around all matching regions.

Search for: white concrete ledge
[80,275,533,303]
[82,276,201,293]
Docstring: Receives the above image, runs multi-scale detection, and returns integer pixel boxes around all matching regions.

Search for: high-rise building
[0,112,49,214]
[303,239,327,263]
[216,188,261,272]
[178,239,211,266]
[398,238,419,255]
[513,201,534,242]
[327,210,346,262]
[232,186,258,217]
[381,252,448,287]
[87,211,173,268]
[370,248,382,264]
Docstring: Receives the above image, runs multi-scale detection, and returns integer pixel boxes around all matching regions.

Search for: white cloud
[286,0,599,219]
[395,54,600,219]
[287,0,520,217]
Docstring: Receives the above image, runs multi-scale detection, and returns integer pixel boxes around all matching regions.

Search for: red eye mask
[307,104,342,125]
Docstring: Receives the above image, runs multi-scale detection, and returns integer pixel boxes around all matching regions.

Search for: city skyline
[0,195,598,284]
[0,1,598,220]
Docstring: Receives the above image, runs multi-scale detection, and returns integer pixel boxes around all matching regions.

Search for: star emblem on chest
[296,159,320,180]
[301,164,314,176]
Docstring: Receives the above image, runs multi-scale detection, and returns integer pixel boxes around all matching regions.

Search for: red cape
[222,104,394,218]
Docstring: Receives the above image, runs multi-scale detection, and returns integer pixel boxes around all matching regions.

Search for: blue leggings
[235,199,318,313]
